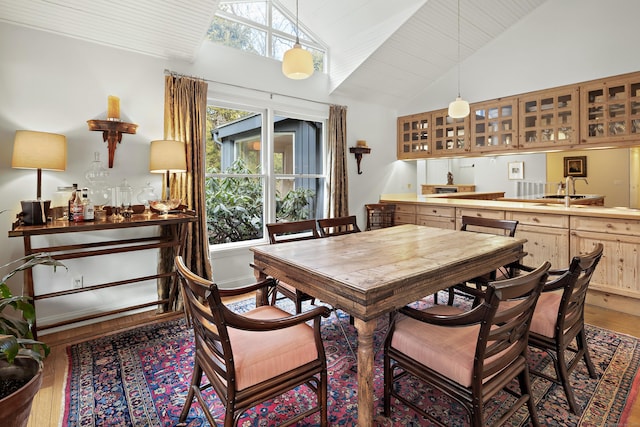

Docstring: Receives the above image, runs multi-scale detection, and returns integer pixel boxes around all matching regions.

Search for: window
[206,104,325,246]
[207,0,326,72]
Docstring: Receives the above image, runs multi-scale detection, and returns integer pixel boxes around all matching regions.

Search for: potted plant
[0,253,65,427]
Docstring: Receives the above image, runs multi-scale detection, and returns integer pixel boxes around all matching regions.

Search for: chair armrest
[223,304,331,331]
[541,269,572,292]
[218,277,277,298]
[513,263,565,276]
[398,303,489,327]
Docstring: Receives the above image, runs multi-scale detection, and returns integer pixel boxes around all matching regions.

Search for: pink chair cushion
[500,290,562,338]
[391,305,480,387]
[228,305,318,390]
[529,291,562,338]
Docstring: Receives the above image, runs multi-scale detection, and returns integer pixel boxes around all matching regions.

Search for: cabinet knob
[532,217,540,223]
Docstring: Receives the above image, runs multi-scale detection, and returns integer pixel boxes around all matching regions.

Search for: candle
[107,95,120,120]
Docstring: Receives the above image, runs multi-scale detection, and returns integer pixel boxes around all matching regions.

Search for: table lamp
[11,130,67,225]
[149,139,186,213]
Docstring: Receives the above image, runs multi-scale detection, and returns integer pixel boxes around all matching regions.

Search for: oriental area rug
[62,294,640,426]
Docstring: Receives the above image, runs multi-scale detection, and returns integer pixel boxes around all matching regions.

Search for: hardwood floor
[27,303,640,427]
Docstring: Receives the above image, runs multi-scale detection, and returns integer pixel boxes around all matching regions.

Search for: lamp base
[20,200,51,225]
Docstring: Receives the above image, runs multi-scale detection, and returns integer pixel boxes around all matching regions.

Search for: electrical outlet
[72,276,83,289]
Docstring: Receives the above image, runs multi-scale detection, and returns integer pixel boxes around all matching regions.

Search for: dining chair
[383,261,550,426]
[317,215,361,237]
[266,220,320,313]
[440,215,519,305]
[175,255,331,427]
[508,243,604,414]
[365,203,396,230]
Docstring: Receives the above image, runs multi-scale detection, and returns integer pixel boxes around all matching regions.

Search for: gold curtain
[327,105,349,217]
[158,74,213,312]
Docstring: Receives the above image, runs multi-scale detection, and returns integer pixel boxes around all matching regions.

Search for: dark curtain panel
[157,74,213,312]
[327,105,349,218]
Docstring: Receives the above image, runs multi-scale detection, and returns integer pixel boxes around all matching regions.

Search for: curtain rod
[164,69,338,108]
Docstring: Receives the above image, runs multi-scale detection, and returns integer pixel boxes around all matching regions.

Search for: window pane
[273,115,324,221]
[206,16,266,55]
[207,107,264,245]
[206,175,264,244]
[219,1,267,25]
[271,6,295,36]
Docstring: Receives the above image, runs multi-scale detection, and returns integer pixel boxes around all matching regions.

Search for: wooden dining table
[251,224,527,426]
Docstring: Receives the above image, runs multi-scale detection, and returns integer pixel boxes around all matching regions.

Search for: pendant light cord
[295,0,300,44]
[456,0,461,97]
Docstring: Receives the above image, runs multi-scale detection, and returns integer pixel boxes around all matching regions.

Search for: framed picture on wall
[564,156,587,177]
[508,161,524,180]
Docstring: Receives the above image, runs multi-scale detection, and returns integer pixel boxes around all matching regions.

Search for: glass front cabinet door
[580,72,640,145]
[397,113,431,159]
[470,96,519,154]
[431,108,470,156]
[519,86,580,150]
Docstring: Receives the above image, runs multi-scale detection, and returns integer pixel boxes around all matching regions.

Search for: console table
[8,212,197,337]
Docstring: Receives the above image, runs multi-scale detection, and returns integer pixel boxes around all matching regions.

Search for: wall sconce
[11,130,67,224]
[349,140,371,175]
[87,96,138,168]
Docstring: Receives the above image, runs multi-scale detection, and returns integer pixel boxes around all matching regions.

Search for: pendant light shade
[282,43,314,79]
[448,0,469,118]
[448,96,470,119]
[282,0,313,80]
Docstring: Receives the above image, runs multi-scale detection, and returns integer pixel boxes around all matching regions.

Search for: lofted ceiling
[0,0,548,109]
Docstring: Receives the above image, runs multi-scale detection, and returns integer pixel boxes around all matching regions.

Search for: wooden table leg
[353,317,377,427]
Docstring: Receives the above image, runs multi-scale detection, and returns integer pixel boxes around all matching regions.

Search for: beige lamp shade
[282,43,314,80]
[448,96,470,119]
[149,140,187,173]
[12,130,67,171]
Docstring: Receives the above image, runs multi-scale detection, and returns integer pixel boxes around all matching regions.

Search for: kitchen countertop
[497,194,604,205]
[379,193,640,220]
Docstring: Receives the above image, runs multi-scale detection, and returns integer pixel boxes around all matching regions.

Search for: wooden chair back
[365,203,396,230]
[265,220,319,312]
[266,219,320,244]
[460,215,518,237]
[317,216,361,237]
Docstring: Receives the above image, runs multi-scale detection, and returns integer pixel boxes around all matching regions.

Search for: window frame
[205,97,328,251]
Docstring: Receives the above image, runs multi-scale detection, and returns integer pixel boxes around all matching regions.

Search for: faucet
[572,178,589,194]
[565,176,574,196]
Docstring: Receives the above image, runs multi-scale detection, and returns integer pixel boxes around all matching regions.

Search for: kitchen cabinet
[580,71,640,145]
[397,113,431,159]
[570,216,640,314]
[430,108,470,156]
[393,202,417,225]
[518,86,580,150]
[416,205,455,229]
[470,96,519,153]
[507,211,570,269]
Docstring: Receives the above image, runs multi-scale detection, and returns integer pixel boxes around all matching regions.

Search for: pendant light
[448,0,470,118]
[282,0,314,80]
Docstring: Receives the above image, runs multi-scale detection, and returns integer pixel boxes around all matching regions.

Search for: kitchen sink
[540,194,587,199]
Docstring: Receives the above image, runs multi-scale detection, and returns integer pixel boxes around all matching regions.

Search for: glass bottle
[82,188,94,221]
